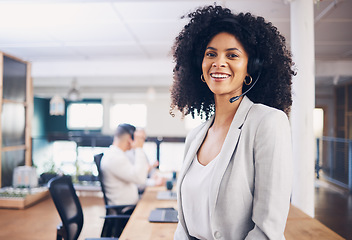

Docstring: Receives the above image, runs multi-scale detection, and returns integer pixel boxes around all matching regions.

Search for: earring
[244,75,252,85]
[201,74,206,83]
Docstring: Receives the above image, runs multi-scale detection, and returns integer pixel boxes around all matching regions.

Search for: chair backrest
[48,175,84,240]
[94,153,109,206]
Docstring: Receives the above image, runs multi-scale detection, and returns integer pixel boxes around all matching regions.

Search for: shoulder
[102,146,125,165]
[246,104,292,147]
[247,103,289,127]
[241,103,290,140]
[103,146,117,158]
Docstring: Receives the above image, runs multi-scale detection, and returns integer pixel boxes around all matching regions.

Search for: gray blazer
[174,96,292,240]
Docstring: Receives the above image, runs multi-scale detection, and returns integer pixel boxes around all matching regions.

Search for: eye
[205,52,216,57]
[227,53,238,58]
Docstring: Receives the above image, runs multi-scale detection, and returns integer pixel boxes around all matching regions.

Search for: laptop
[148,208,178,223]
[157,191,177,200]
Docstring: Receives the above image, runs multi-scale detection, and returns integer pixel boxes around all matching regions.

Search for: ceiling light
[67,79,81,101]
[50,95,65,116]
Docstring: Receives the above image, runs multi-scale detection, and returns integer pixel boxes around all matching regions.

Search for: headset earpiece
[247,57,263,79]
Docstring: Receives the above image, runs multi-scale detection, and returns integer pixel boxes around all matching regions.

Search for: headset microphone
[229,71,261,103]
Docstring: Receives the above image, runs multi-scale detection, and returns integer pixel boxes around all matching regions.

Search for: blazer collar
[177,96,254,236]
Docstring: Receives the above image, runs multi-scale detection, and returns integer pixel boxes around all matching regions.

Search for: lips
[210,73,231,81]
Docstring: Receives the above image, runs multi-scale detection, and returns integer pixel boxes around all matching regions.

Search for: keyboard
[157,191,177,200]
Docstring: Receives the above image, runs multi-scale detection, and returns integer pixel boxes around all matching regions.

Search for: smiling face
[202,32,249,98]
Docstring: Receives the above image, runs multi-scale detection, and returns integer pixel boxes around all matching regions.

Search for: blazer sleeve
[245,110,293,240]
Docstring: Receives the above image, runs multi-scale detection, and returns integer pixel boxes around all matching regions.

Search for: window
[110,104,147,130]
[52,141,77,175]
[143,142,158,165]
[67,103,103,129]
[159,142,184,172]
[77,146,107,176]
[51,141,107,176]
[313,108,324,138]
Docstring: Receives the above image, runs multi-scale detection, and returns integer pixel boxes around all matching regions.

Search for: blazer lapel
[209,96,254,217]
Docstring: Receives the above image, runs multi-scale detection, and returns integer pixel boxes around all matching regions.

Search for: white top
[175,97,293,240]
[100,145,149,205]
[181,154,219,240]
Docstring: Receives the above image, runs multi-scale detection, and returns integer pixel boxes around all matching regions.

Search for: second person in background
[101,123,149,205]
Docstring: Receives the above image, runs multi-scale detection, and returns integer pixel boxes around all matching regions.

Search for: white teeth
[211,73,230,78]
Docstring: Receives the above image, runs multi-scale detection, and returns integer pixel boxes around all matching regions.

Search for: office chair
[94,153,135,238]
[48,175,122,240]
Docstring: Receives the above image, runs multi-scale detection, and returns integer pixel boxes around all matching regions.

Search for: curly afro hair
[170,5,294,120]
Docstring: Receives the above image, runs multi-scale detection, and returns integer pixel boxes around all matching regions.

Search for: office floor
[0,183,350,240]
[0,193,105,240]
[314,180,352,240]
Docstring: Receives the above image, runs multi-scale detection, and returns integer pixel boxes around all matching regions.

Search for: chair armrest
[101,214,131,219]
[105,204,136,210]
[85,238,119,240]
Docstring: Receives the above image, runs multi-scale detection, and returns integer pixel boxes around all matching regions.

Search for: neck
[213,94,243,128]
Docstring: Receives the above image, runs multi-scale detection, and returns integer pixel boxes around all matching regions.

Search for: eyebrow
[206,46,242,53]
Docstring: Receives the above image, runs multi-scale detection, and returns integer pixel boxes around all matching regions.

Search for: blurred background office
[0,0,351,239]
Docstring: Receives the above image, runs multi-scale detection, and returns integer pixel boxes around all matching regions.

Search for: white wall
[101,93,190,137]
[146,98,188,137]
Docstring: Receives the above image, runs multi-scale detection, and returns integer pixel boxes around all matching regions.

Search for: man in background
[101,123,149,205]
[125,128,164,186]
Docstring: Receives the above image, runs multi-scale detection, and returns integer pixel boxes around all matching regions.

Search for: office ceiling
[0,0,351,96]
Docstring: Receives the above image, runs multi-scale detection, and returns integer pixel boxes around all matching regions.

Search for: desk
[120,187,345,240]
[120,186,177,239]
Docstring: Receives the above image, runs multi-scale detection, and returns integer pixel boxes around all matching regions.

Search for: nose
[212,56,227,68]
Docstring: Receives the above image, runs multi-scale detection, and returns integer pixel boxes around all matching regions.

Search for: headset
[213,17,263,103]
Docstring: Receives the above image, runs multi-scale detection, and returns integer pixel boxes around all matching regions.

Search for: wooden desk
[120,187,345,240]
[120,186,177,240]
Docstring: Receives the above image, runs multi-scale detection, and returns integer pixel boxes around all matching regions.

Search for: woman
[170,5,294,240]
